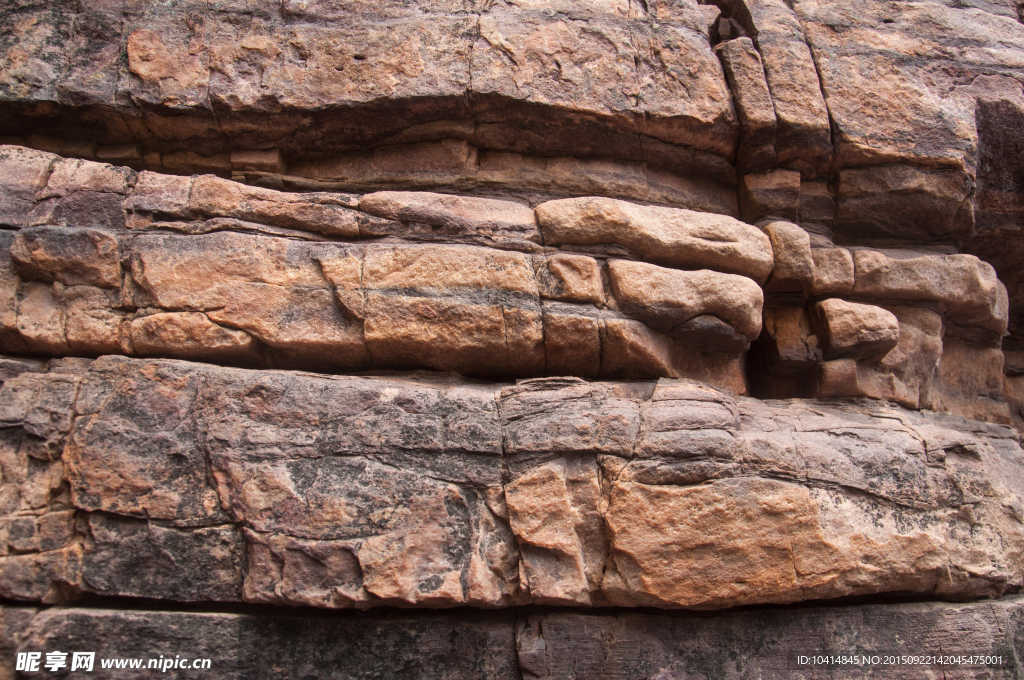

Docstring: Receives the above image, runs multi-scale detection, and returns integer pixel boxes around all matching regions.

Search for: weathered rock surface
[6,2,1024,665]
[0,149,1017,415]
[1,357,1020,611]
[0,226,759,382]
[739,168,801,223]
[810,298,900,361]
[732,0,834,177]
[715,37,777,173]
[357,191,540,243]
[535,196,774,282]
[4,594,1024,678]
[0,0,739,188]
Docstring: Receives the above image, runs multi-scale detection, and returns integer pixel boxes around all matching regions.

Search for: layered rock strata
[0,356,1021,610]
[0,146,1015,424]
[0,147,776,386]
[2,0,1024,670]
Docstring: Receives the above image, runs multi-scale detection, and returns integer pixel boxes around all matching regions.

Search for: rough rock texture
[536,196,774,282]
[0,145,1016,425]
[0,357,1021,611]
[4,0,1024,669]
[0,0,741,216]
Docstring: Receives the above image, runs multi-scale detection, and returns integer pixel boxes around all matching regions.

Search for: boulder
[810,247,854,296]
[536,197,773,282]
[607,260,763,341]
[852,250,1008,338]
[762,220,814,295]
[810,298,900,361]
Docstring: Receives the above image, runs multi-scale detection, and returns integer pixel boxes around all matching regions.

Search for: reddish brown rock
[505,457,606,606]
[536,254,604,305]
[799,181,836,226]
[834,166,974,242]
[810,298,900,361]
[11,226,121,289]
[126,171,192,219]
[541,304,601,378]
[536,196,773,282]
[810,247,854,296]
[715,37,777,173]
[472,6,736,157]
[15,283,68,356]
[732,0,833,176]
[127,232,369,369]
[230,149,284,174]
[128,312,260,363]
[0,358,1021,610]
[817,306,944,409]
[739,169,800,223]
[926,337,1010,424]
[851,249,1009,339]
[62,286,122,355]
[188,175,365,238]
[608,260,763,341]
[358,191,539,242]
[6,0,1024,644]
[362,244,544,377]
[0,219,782,382]
[793,0,1021,173]
[762,221,814,295]
[0,147,56,229]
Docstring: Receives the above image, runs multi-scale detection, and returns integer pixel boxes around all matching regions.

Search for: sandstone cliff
[1,0,1024,677]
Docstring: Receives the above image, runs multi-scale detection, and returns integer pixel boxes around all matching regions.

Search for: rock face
[0,148,1014,423]
[0,357,1021,611]
[3,0,1024,671]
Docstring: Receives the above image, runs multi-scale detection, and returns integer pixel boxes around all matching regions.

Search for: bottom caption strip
[16,652,212,673]
[794,653,1008,669]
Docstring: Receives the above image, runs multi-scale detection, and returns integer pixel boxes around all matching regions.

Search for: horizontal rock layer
[0,0,736,169]
[2,596,1023,679]
[0,146,1016,425]
[0,356,1021,610]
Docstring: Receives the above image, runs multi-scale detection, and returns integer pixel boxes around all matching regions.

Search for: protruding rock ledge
[1,228,758,384]
[0,0,740,195]
[536,196,774,283]
[0,147,1017,417]
[0,357,1021,610]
